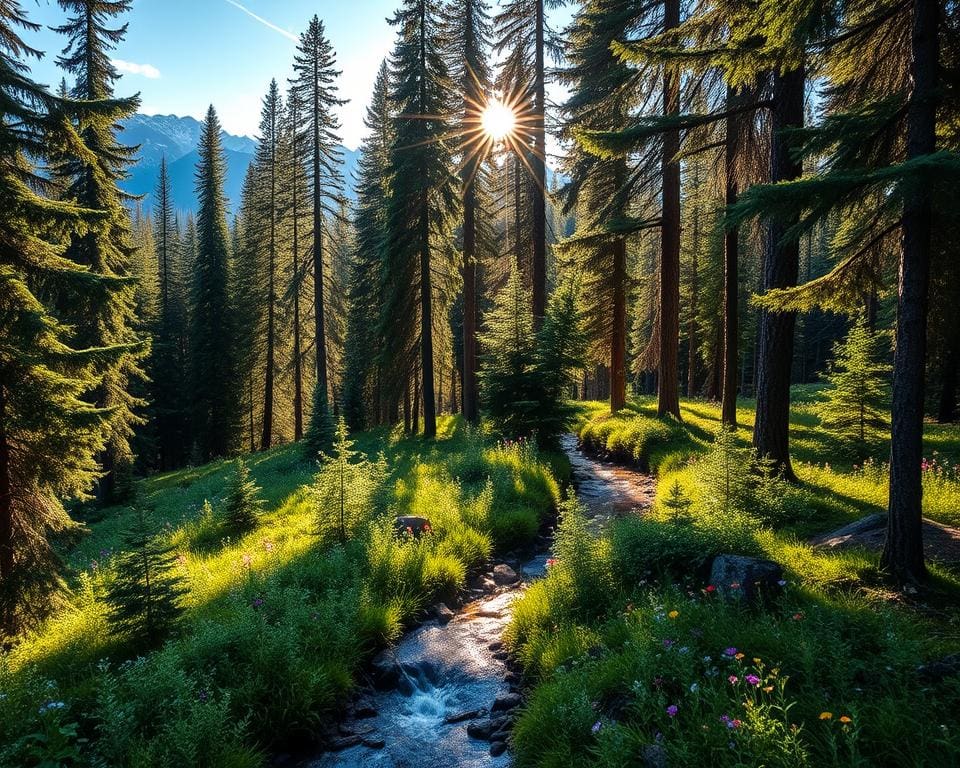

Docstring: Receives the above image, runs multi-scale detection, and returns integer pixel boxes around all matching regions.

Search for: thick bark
[531,0,547,326]
[658,0,682,419]
[881,0,937,585]
[312,56,329,405]
[418,4,436,439]
[721,86,740,427]
[461,33,480,424]
[753,66,804,479]
[291,124,304,441]
[687,205,700,398]
[261,118,277,451]
[610,239,628,412]
[0,386,12,597]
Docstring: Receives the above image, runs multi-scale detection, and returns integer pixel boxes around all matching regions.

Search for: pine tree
[223,458,264,533]
[313,417,388,543]
[52,0,146,503]
[0,0,125,635]
[383,0,459,439]
[817,315,891,457]
[254,80,283,451]
[342,62,393,430]
[105,506,187,647]
[291,16,346,441]
[150,157,190,469]
[192,106,239,461]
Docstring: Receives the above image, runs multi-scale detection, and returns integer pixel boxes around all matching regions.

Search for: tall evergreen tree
[291,16,345,443]
[342,62,393,430]
[52,0,146,502]
[192,106,238,460]
[383,0,459,439]
[150,158,189,469]
[0,1,120,634]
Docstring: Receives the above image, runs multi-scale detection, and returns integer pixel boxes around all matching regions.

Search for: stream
[305,434,654,768]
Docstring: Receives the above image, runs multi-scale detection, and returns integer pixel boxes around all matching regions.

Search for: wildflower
[728,675,739,684]
[198,689,209,702]
[546,558,558,568]
[591,720,602,734]
[653,676,664,688]
[705,585,716,593]
[762,686,774,693]
[689,682,699,693]
[262,539,274,552]
[745,675,761,687]
[252,597,264,608]
[792,612,804,621]
[241,553,252,568]
[839,715,852,724]
[668,610,679,620]
[663,638,674,649]
[177,554,188,566]
[730,582,741,590]
[819,712,833,720]
[752,658,761,664]
[38,701,65,715]
[731,719,742,729]
[735,653,745,660]
[777,579,787,587]
[724,647,738,657]
[666,704,678,717]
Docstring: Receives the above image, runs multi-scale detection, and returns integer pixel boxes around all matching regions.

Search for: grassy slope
[505,395,960,768]
[1,417,565,767]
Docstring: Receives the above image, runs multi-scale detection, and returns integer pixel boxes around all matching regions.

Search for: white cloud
[112,59,161,79]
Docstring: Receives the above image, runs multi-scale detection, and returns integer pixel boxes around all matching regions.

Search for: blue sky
[23,0,573,151]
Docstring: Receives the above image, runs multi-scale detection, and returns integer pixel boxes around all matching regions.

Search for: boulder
[492,692,522,712]
[432,603,455,624]
[394,515,433,538]
[467,718,495,740]
[370,650,401,691]
[492,564,520,585]
[709,555,783,603]
[490,741,508,757]
[811,514,885,550]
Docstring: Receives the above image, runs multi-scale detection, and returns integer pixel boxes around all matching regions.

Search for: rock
[433,602,455,624]
[490,741,508,757]
[329,735,363,751]
[445,708,486,724]
[918,653,960,683]
[709,554,784,603]
[353,705,378,719]
[504,671,521,685]
[482,578,497,591]
[467,719,495,740]
[362,738,386,750]
[491,692,523,712]
[492,564,520,585]
[492,650,509,661]
[370,651,401,691]
[488,640,504,652]
[811,514,885,550]
[642,744,667,768]
[394,515,433,538]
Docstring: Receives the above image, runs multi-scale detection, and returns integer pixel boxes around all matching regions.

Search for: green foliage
[303,386,335,459]
[223,459,264,533]
[480,270,587,447]
[578,410,677,470]
[816,315,892,458]
[104,507,187,647]
[662,479,692,522]
[313,417,388,543]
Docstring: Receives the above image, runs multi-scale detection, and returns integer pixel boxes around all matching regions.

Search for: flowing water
[304,435,652,767]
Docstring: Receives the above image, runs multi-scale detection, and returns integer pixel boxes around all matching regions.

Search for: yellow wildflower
[819,712,833,720]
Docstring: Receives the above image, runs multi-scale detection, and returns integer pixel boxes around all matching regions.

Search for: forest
[1,0,960,766]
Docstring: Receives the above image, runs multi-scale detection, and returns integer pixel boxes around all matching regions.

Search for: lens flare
[481,100,516,142]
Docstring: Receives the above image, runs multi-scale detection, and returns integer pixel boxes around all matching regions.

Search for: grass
[0,417,563,768]
[506,394,960,767]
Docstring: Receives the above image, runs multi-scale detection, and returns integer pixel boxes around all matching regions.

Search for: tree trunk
[721,85,740,427]
[531,0,547,327]
[462,152,479,423]
[292,123,304,441]
[0,386,13,632]
[938,350,957,423]
[658,0,682,419]
[261,119,277,451]
[881,0,937,586]
[687,203,700,398]
[610,239,628,412]
[753,65,804,479]
[312,57,329,405]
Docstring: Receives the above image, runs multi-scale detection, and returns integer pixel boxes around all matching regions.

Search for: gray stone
[445,708,485,724]
[492,564,520,585]
[709,554,784,603]
[433,602,455,624]
[394,515,432,538]
[642,744,667,768]
[467,719,495,740]
[491,692,522,712]
[353,705,378,719]
[490,741,508,757]
[811,514,885,549]
[329,735,363,751]
[370,651,400,691]
[362,738,386,750]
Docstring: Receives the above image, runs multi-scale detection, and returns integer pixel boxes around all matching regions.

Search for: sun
[481,99,516,142]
